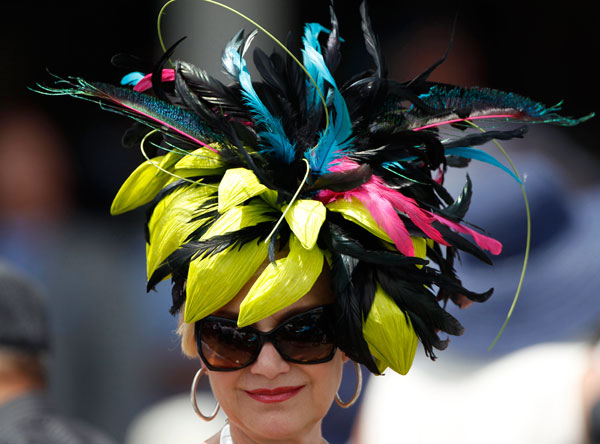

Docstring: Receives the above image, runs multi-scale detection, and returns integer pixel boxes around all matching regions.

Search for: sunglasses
[195,306,336,371]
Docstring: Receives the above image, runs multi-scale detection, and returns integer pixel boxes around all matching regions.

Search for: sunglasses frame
[195,305,337,372]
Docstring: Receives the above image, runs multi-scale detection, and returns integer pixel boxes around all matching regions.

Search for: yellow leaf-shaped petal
[412,236,426,258]
[259,188,279,209]
[184,240,269,323]
[202,201,275,239]
[174,145,224,170]
[218,168,268,213]
[111,156,170,215]
[326,198,392,243]
[363,283,418,375]
[170,167,225,179]
[237,234,324,327]
[412,236,427,268]
[146,184,216,280]
[156,150,184,176]
[283,200,326,250]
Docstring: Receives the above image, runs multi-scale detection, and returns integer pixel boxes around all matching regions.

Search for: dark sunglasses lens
[200,320,259,370]
[275,310,335,362]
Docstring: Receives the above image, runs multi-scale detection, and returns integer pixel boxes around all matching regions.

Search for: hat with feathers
[38,1,592,375]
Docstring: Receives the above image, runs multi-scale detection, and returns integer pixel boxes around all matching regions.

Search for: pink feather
[317,158,502,257]
[342,186,416,256]
[133,69,176,92]
[432,214,503,255]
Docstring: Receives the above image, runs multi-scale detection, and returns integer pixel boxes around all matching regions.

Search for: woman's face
[203,270,346,442]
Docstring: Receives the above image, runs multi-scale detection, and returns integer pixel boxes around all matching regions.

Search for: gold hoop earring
[335,361,363,408]
[190,368,220,421]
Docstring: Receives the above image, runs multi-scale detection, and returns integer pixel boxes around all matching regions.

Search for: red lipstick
[245,385,304,403]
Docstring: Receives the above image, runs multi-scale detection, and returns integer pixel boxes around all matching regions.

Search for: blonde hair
[176,312,199,359]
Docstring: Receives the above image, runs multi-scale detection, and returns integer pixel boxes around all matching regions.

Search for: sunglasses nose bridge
[254,328,287,359]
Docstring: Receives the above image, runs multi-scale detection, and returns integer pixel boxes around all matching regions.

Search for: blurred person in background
[354,16,600,444]
[0,259,116,444]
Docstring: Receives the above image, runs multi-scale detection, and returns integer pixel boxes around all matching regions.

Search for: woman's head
[180,265,346,441]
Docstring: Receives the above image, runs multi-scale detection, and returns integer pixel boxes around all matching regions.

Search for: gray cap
[0,261,49,352]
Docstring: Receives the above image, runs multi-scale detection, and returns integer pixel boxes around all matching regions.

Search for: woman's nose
[249,342,291,379]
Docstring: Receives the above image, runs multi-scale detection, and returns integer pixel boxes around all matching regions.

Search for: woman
[41,1,591,442]
[183,263,348,443]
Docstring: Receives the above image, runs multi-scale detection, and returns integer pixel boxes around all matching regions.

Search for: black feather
[376,266,464,336]
[435,222,493,265]
[152,37,186,103]
[333,263,380,374]
[324,3,341,74]
[407,22,454,87]
[175,61,230,134]
[359,1,385,78]
[253,48,287,98]
[322,220,428,267]
[309,163,373,192]
[441,174,472,221]
[443,126,529,149]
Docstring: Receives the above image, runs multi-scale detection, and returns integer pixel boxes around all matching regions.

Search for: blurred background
[1,1,598,443]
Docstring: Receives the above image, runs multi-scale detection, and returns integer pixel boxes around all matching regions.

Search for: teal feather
[121,72,145,87]
[445,147,521,183]
[35,77,224,145]
[302,22,330,113]
[381,146,521,183]
[418,85,595,126]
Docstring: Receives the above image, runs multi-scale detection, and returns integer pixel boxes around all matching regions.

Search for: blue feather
[120,72,145,87]
[382,146,521,183]
[445,147,521,183]
[222,32,296,164]
[302,45,353,175]
[302,23,330,113]
[221,29,257,81]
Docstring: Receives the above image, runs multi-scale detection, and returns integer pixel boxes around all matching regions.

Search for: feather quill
[413,85,595,129]
[37,78,223,151]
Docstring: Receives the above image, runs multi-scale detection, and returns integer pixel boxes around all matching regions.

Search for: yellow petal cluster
[183,203,276,323]
[184,240,269,323]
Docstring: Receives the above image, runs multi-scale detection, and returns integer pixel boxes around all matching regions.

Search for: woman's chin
[230,395,324,441]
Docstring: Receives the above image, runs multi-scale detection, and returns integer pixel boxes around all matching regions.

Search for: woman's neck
[224,421,327,444]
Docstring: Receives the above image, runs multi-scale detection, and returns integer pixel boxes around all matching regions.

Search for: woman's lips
[245,385,304,403]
